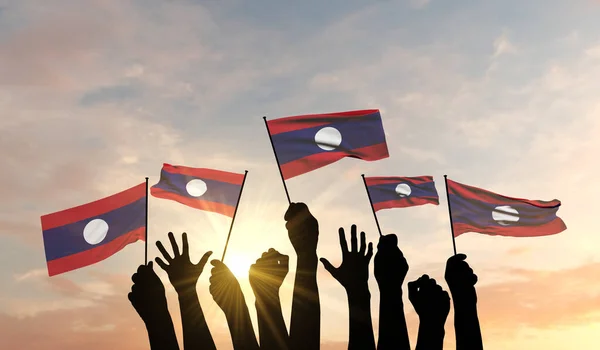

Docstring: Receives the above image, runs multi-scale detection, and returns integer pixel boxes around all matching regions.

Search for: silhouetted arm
[155,232,215,350]
[284,203,320,350]
[321,225,375,350]
[445,254,484,350]
[250,249,290,350]
[128,262,180,350]
[374,234,410,350]
[408,275,450,350]
[209,260,260,350]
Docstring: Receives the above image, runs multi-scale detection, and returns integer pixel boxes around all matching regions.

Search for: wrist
[347,286,371,302]
[177,286,199,298]
[297,251,318,261]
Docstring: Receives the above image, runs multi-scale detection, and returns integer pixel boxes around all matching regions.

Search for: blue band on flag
[153,171,241,207]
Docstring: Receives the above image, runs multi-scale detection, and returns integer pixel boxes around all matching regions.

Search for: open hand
[320,224,373,296]
[374,234,408,291]
[284,203,319,256]
[209,260,244,315]
[155,232,212,294]
[445,253,478,303]
[128,262,167,324]
[408,275,450,326]
[249,248,289,299]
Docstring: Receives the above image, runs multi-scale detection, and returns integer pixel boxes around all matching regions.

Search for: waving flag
[447,179,566,237]
[266,109,389,179]
[41,183,146,276]
[151,163,245,217]
[365,176,439,211]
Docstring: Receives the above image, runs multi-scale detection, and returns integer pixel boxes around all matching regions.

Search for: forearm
[178,288,216,350]
[290,253,320,350]
[415,321,445,350]
[255,294,290,350]
[377,289,410,350]
[145,307,180,350]
[347,290,375,350]
[453,299,483,350]
[225,302,260,350]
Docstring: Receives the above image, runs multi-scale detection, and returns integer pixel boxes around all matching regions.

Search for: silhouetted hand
[155,232,212,294]
[374,234,408,291]
[128,262,167,323]
[249,248,289,297]
[285,202,319,256]
[209,260,244,314]
[408,275,450,325]
[445,253,478,302]
[321,224,373,295]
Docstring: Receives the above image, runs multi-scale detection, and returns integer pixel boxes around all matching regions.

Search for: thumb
[147,261,153,269]
[319,258,337,276]
[407,280,419,302]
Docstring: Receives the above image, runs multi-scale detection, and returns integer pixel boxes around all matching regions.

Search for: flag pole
[263,116,291,204]
[361,174,382,236]
[145,177,149,265]
[221,170,249,262]
[443,175,458,255]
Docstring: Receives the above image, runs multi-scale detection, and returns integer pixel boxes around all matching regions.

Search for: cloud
[492,32,517,58]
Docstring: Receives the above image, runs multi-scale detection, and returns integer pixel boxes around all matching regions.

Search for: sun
[223,254,251,279]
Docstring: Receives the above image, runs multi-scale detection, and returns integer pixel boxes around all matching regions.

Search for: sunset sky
[2,0,600,349]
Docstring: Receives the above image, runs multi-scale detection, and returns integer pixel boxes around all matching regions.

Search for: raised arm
[209,260,260,350]
[320,224,375,350]
[155,232,215,350]
[128,262,180,350]
[408,275,450,350]
[445,254,484,350]
[374,234,410,350]
[249,248,290,350]
[284,203,320,350]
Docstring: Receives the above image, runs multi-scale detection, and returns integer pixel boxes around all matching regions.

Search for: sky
[1,0,600,348]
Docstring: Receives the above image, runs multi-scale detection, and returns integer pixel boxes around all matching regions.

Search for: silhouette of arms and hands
[284,202,320,350]
[374,234,411,350]
[408,275,450,350]
[156,232,215,350]
[249,249,290,350]
[128,262,180,350]
[209,260,259,350]
[321,225,375,350]
[445,254,484,350]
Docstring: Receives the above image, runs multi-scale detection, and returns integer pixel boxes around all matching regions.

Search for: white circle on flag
[314,126,342,151]
[492,206,520,226]
[186,179,207,197]
[83,219,109,245]
[395,183,411,197]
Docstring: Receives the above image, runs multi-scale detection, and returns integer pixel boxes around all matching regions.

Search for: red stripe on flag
[41,183,146,230]
[447,179,561,208]
[162,164,244,184]
[46,227,145,276]
[150,188,236,217]
[267,109,380,135]
[373,197,439,211]
[280,142,389,180]
[366,176,434,186]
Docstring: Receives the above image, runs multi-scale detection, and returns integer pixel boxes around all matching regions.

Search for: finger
[156,241,173,262]
[378,233,398,249]
[210,259,222,267]
[319,258,337,276]
[338,228,349,255]
[147,261,153,269]
[198,251,213,269]
[131,273,138,283]
[443,290,450,301]
[127,292,134,302]
[365,242,373,261]
[279,254,290,268]
[472,274,478,285]
[359,231,366,255]
[182,232,189,257]
[155,257,168,271]
[168,232,180,257]
[407,280,419,300]
[448,253,467,264]
[350,224,357,252]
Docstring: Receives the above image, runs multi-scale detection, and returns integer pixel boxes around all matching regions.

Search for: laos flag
[266,109,389,179]
[150,164,245,217]
[365,176,439,211]
[447,179,567,238]
[41,183,146,277]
